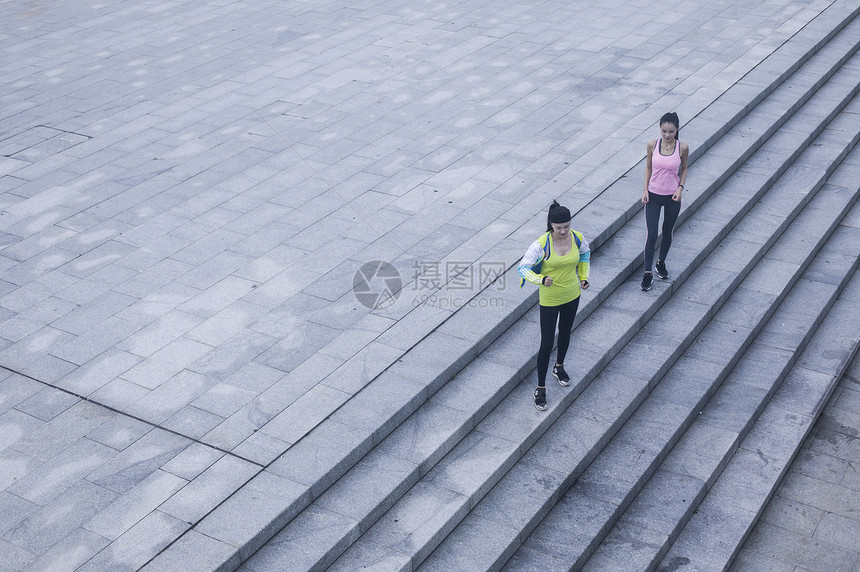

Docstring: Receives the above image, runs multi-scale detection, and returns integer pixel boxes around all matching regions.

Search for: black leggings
[644,192,681,271]
[537,297,580,386]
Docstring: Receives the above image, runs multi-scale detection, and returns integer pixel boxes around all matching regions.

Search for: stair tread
[425,101,860,569]
[578,216,860,569]
[660,267,860,570]
[322,89,860,567]
[222,7,860,571]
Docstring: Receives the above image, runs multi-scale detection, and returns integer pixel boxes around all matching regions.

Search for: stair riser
[498,100,860,571]
[601,189,860,570]
[577,213,860,572]
[721,281,860,571]
[240,16,860,572]
[393,100,860,570]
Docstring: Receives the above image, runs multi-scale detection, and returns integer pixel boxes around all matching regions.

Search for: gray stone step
[729,338,860,571]
[308,60,860,572]
[659,261,860,572]
[244,10,860,572]
[570,151,860,571]
[413,96,860,572]
[147,4,860,570]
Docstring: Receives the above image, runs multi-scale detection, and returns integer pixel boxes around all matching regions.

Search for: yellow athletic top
[518,230,590,306]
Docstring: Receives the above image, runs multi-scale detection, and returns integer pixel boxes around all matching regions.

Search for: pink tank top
[649,138,681,196]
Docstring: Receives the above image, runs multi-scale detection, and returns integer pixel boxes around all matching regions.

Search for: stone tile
[376,399,472,473]
[320,341,405,395]
[8,436,116,504]
[84,428,191,494]
[0,408,43,454]
[159,443,224,482]
[3,479,117,555]
[161,405,225,440]
[327,539,413,572]
[729,547,796,572]
[0,538,36,571]
[742,520,857,571]
[116,311,205,359]
[361,480,470,565]
[84,469,187,541]
[125,369,217,424]
[139,529,240,572]
[184,300,267,347]
[813,511,860,552]
[190,382,258,418]
[88,377,150,412]
[419,512,520,571]
[55,348,142,396]
[48,315,142,365]
[0,326,76,371]
[230,430,290,466]
[471,459,567,530]
[777,471,860,520]
[159,455,259,524]
[259,383,351,445]
[522,489,618,567]
[243,504,358,571]
[759,494,824,537]
[0,491,40,538]
[76,510,190,572]
[697,378,769,434]
[194,470,310,562]
[329,372,428,444]
[834,385,860,415]
[0,373,43,416]
[583,520,669,572]
[268,419,374,498]
[424,429,520,501]
[84,415,152,452]
[51,290,138,336]
[220,360,288,394]
[21,528,110,572]
[119,337,213,391]
[315,449,418,528]
[661,493,757,570]
[253,319,339,373]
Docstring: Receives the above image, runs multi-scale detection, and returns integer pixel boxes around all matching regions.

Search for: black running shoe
[534,386,547,411]
[641,272,653,291]
[552,365,570,387]
[656,260,669,280]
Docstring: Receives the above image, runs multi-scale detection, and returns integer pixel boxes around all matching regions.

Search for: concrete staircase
[149,2,860,570]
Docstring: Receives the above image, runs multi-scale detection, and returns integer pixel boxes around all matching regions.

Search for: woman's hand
[642,190,649,204]
[580,280,589,290]
[672,187,683,202]
[543,276,553,287]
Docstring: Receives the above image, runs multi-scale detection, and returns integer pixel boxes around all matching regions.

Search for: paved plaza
[1,0,858,569]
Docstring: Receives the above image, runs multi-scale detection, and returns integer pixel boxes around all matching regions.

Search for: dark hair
[546,200,571,232]
[659,112,680,140]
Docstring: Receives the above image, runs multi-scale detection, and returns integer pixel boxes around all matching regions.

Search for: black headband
[549,206,571,223]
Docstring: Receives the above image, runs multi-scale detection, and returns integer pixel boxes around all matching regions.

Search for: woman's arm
[673,142,689,202]
[643,140,654,204]
[575,232,590,283]
[517,240,545,286]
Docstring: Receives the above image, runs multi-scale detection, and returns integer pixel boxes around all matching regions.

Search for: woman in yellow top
[518,200,590,411]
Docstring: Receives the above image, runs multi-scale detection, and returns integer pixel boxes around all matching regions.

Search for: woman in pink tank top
[640,112,689,291]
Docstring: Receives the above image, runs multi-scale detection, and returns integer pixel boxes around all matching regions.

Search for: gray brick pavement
[1,0,857,569]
